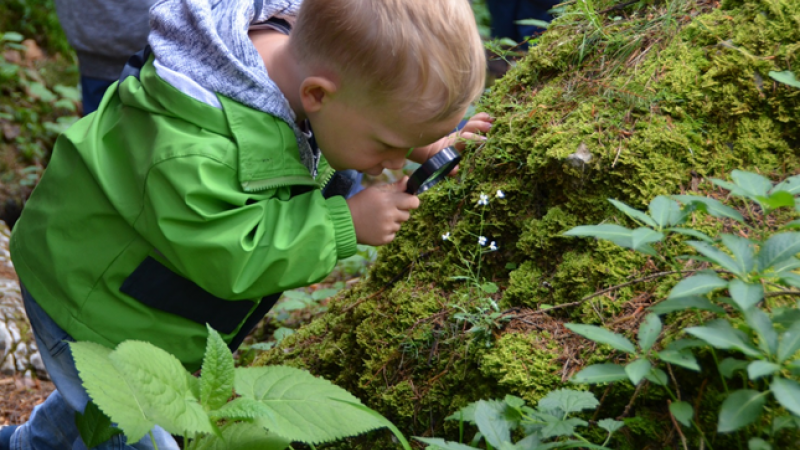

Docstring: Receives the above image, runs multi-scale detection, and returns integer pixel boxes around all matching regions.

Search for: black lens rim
[405,146,462,195]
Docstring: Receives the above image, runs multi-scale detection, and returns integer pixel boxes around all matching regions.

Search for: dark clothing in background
[486,0,561,45]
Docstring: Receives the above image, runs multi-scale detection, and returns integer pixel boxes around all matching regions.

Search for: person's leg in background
[79,76,115,115]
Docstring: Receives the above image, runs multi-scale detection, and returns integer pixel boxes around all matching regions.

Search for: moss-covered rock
[258,0,800,447]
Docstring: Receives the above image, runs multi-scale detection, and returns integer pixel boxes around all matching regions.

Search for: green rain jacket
[10,57,357,371]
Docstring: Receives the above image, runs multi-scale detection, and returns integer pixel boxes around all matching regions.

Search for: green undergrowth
[259,0,800,447]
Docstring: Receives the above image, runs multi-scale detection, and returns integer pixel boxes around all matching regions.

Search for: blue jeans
[9,285,179,450]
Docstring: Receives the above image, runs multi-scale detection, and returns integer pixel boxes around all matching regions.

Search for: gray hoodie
[148,0,318,172]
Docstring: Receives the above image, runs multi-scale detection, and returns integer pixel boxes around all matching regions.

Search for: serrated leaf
[597,418,624,434]
[669,401,693,427]
[538,389,599,414]
[541,417,588,439]
[624,359,652,385]
[75,400,123,448]
[769,70,800,88]
[685,319,761,357]
[665,227,715,243]
[721,234,755,274]
[729,280,764,311]
[778,322,800,363]
[668,274,728,299]
[645,368,669,386]
[758,233,800,271]
[474,401,511,447]
[658,349,700,371]
[570,364,627,384]
[747,361,781,380]
[649,196,683,227]
[672,195,745,223]
[772,174,800,195]
[748,437,772,450]
[193,422,291,450]
[415,437,480,450]
[649,296,725,314]
[209,397,274,421]
[719,358,749,378]
[201,326,235,412]
[718,390,767,432]
[632,228,664,251]
[504,395,525,409]
[563,224,633,248]
[688,241,744,276]
[564,324,636,353]
[234,366,388,444]
[745,308,778,356]
[731,170,773,198]
[638,314,662,353]
[609,199,657,227]
[771,377,800,416]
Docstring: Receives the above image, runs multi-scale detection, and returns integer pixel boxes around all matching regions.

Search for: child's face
[309,91,464,176]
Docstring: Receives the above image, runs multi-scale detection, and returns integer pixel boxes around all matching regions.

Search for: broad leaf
[504,395,526,409]
[747,361,781,380]
[75,401,123,448]
[778,321,800,363]
[541,417,588,439]
[632,228,664,251]
[669,401,693,427]
[563,224,633,248]
[624,359,652,385]
[638,313,662,353]
[771,377,800,416]
[719,358,749,378]
[538,389,599,414]
[770,256,800,274]
[785,220,800,230]
[645,368,668,386]
[668,274,728,299]
[570,364,628,384]
[728,280,764,311]
[649,196,685,227]
[597,418,624,434]
[564,324,636,353]
[649,296,725,314]
[710,178,750,198]
[415,438,479,450]
[721,234,755,275]
[769,70,800,88]
[688,241,744,276]
[665,227,714,243]
[672,195,745,223]
[234,366,388,444]
[718,390,767,432]
[744,308,778,356]
[730,170,772,198]
[657,349,700,371]
[201,326,235,412]
[757,191,795,211]
[193,423,291,450]
[474,400,511,447]
[608,199,657,228]
[685,319,761,357]
[772,174,800,195]
[664,339,707,352]
[758,232,800,271]
[748,437,773,450]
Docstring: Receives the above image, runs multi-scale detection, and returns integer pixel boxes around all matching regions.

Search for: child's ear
[299,76,338,113]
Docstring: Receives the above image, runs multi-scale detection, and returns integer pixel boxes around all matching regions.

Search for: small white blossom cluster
[476,190,505,206]
[478,236,498,250]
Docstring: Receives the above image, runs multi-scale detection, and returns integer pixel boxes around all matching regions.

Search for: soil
[0,375,55,426]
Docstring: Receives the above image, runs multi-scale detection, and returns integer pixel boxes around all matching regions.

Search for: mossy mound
[258,0,800,447]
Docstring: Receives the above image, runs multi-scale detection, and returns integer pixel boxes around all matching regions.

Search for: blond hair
[289,0,485,123]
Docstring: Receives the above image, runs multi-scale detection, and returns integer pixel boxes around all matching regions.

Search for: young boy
[1,0,489,448]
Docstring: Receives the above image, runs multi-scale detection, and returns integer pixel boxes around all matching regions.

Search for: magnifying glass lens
[405,147,462,195]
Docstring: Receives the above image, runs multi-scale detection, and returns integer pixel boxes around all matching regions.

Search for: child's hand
[346,177,420,246]
[408,112,493,167]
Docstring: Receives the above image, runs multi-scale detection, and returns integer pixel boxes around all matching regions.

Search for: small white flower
[442,232,450,241]
[478,236,487,246]
[477,193,489,206]
[489,241,498,251]
[496,190,505,198]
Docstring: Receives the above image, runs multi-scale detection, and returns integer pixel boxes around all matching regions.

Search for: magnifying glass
[405,146,462,195]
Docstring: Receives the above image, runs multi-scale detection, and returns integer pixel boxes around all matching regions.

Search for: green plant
[416,389,623,449]
[70,325,412,450]
[563,170,800,449]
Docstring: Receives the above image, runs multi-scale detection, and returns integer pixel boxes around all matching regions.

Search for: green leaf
[608,199,657,228]
[669,401,693,427]
[624,359,652,385]
[685,319,761,357]
[719,358,750,378]
[503,395,525,409]
[564,324,636,354]
[769,70,800,88]
[481,282,499,294]
[785,220,800,230]
[193,423,292,450]
[668,273,728,299]
[778,321,800,363]
[649,196,683,227]
[70,341,212,443]
[657,350,700,371]
[672,195,745,223]
[688,241,744,276]
[665,339,707,352]
[415,437,479,450]
[729,280,764,311]
[731,171,772,198]
[631,228,664,252]
[665,227,714,243]
[711,178,751,197]
[758,232,800,271]
[645,368,669,386]
[474,401,511,448]
[745,308,778,356]
[1,32,24,42]
[718,390,767,433]
[770,256,800,274]
[538,389,599,414]
[771,377,800,416]
[598,418,624,434]
[721,234,756,274]
[27,81,57,102]
[772,174,800,195]
[638,313,662,352]
[201,326,235,412]
[570,364,628,384]
[563,224,633,248]
[234,366,388,444]
[772,414,800,433]
[748,437,773,450]
[747,361,781,380]
[75,401,123,448]
[779,272,800,289]
[649,296,725,315]
[541,417,588,439]
[757,191,795,211]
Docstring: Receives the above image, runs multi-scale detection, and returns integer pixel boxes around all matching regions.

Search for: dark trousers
[486,0,561,43]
